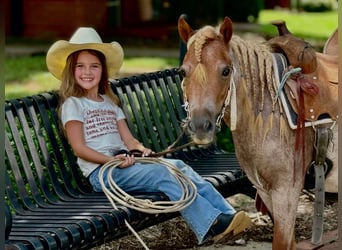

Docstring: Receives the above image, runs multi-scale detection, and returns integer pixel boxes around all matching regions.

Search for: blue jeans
[88,158,236,244]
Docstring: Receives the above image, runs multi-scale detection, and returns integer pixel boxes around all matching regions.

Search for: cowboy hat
[46,27,124,80]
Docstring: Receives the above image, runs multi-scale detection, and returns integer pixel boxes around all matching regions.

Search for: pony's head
[178,15,234,144]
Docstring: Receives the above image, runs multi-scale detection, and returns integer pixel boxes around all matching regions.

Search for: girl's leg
[164,159,236,215]
[89,161,234,243]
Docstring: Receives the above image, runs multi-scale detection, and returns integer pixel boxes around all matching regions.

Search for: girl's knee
[153,164,173,176]
[164,159,188,169]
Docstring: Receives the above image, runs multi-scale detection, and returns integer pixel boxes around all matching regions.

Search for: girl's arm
[117,119,153,156]
[65,120,114,164]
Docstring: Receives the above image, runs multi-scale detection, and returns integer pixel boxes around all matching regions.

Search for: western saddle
[268,20,338,123]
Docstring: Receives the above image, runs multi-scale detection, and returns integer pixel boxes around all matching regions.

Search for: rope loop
[99,157,198,249]
[99,157,197,214]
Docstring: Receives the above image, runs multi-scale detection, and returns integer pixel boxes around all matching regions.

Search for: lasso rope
[99,157,197,249]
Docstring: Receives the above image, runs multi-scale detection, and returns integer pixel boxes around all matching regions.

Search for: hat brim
[46,40,124,80]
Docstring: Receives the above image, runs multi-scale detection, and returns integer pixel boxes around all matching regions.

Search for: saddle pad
[272,53,336,130]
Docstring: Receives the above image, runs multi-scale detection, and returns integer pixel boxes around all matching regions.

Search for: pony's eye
[222,66,231,77]
[179,68,186,77]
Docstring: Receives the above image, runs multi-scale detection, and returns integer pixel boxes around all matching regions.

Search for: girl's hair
[59,49,120,106]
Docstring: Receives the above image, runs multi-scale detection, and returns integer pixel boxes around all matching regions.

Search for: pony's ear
[219,17,233,44]
[178,14,194,43]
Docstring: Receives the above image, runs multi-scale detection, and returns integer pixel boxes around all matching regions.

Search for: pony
[177,15,338,250]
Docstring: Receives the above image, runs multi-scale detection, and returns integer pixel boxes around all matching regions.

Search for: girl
[46,27,251,244]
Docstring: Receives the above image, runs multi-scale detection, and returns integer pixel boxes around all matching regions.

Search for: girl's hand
[141,148,154,157]
[114,153,135,168]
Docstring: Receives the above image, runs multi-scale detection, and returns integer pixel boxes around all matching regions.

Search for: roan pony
[178,16,338,250]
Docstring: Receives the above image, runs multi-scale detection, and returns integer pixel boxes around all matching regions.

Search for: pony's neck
[230,36,277,113]
[228,36,284,140]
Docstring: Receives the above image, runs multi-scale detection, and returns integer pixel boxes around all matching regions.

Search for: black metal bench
[5,68,255,250]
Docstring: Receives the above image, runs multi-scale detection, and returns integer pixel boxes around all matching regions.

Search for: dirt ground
[92,191,338,250]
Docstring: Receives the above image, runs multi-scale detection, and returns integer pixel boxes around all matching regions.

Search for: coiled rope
[99,157,197,249]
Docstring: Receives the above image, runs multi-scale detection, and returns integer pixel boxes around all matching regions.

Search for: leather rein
[125,131,195,158]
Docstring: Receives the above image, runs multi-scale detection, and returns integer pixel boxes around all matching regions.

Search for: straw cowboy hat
[46,27,124,80]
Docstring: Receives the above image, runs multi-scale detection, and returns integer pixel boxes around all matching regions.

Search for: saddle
[268,20,338,123]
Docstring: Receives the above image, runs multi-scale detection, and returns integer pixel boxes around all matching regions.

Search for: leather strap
[128,131,195,158]
[311,127,331,245]
[128,141,194,158]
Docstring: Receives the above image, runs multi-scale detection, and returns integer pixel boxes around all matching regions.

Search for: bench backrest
[111,68,186,152]
[4,68,190,211]
[5,92,85,214]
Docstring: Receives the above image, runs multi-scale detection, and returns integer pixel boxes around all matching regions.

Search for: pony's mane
[229,35,276,111]
[187,25,219,63]
[229,35,288,141]
[186,25,219,86]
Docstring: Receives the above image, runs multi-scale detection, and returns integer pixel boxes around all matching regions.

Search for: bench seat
[5,68,255,249]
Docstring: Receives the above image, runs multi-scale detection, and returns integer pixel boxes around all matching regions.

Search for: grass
[120,57,179,75]
[5,56,59,99]
[5,9,337,99]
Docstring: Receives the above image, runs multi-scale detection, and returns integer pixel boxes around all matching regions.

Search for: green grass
[5,56,57,99]
[123,57,178,69]
[5,56,48,82]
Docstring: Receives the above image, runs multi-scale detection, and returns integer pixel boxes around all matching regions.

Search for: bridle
[181,66,237,132]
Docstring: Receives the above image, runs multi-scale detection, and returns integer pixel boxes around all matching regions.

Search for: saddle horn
[271,20,291,36]
[268,20,317,74]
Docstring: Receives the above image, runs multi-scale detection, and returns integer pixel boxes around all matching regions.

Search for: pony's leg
[271,188,300,250]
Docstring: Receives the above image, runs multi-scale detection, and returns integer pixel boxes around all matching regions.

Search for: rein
[124,131,195,158]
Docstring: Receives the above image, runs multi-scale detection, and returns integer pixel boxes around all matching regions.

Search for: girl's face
[74,50,103,93]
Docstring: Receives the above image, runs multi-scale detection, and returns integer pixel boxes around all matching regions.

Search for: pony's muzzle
[187,118,215,145]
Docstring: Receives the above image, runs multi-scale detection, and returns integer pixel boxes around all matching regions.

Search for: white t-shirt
[61,95,127,177]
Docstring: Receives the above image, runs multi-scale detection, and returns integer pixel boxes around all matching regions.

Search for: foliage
[216,124,234,152]
[300,0,338,12]
[222,0,264,22]
[164,0,263,26]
